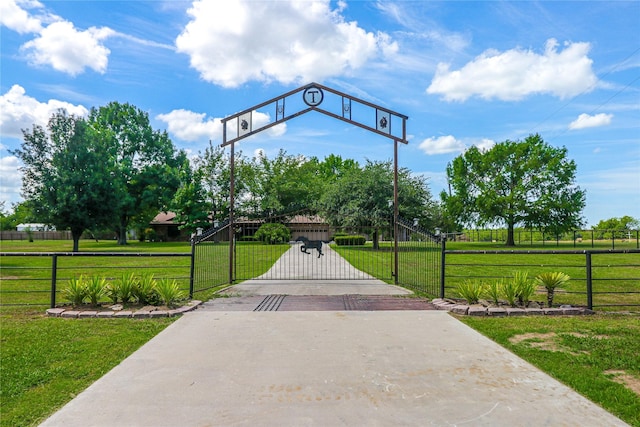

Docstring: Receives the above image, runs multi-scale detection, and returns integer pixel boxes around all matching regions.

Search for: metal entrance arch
[221,82,408,285]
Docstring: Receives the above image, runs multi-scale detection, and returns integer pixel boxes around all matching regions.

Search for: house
[150,212,332,242]
[149,212,187,242]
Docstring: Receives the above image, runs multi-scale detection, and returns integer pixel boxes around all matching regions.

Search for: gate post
[440,238,446,299]
[228,138,235,285]
[393,139,399,285]
[189,240,195,299]
[585,251,593,310]
[50,254,58,308]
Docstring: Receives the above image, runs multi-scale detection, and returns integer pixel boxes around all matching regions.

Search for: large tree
[191,141,235,225]
[88,102,183,245]
[243,149,325,218]
[171,156,211,234]
[12,110,114,251]
[442,134,586,246]
[320,159,434,248]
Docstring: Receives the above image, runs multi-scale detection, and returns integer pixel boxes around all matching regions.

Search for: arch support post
[228,140,235,285]
[393,138,399,285]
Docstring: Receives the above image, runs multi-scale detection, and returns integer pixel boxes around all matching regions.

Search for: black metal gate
[191,216,442,297]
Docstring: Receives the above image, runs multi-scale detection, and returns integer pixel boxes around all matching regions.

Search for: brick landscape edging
[431,298,593,316]
[46,300,203,319]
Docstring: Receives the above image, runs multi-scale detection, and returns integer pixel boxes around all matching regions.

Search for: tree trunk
[117,216,128,245]
[372,228,379,250]
[506,223,516,246]
[71,228,83,252]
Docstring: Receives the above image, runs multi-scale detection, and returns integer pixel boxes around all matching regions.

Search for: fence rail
[442,248,640,310]
[0,252,192,308]
[448,229,640,249]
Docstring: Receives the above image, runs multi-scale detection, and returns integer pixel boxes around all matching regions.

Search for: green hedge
[254,223,291,244]
[334,235,366,246]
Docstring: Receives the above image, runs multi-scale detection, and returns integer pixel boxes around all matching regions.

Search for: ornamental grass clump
[535,272,570,307]
[117,273,137,304]
[134,274,159,305]
[85,276,106,306]
[155,279,186,308]
[104,280,119,304]
[456,280,485,305]
[513,271,537,307]
[484,280,501,305]
[63,275,87,306]
[500,279,518,307]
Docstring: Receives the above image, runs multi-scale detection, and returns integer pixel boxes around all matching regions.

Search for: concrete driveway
[40,310,628,427]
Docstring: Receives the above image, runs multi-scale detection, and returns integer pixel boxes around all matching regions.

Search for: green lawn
[0,307,175,427]
[460,314,640,427]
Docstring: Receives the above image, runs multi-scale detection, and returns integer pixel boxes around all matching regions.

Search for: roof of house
[150,212,177,225]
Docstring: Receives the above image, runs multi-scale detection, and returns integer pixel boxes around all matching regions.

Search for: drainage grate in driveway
[204,295,436,312]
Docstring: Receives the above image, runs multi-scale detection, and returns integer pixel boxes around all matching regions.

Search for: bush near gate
[334,235,366,246]
[254,223,291,244]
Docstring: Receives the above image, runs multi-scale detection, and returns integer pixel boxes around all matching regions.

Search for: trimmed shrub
[254,223,291,244]
[334,235,366,246]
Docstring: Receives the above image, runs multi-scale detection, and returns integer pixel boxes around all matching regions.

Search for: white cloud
[0,0,45,34]
[427,39,597,102]
[0,156,23,206]
[21,21,114,75]
[156,109,223,142]
[0,85,88,139]
[156,109,286,143]
[474,138,496,151]
[569,113,613,130]
[418,135,465,155]
[2,0,115,75]
[418,135,495,156]
[175,0,397,88]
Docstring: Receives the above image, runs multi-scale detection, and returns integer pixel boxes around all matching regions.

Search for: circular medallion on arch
[302,85,324,107]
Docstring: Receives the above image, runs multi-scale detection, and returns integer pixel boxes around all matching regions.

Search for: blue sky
[1,0,639,227]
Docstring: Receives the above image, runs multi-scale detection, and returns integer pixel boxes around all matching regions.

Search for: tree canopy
[320,159,434,248]
[12,110,115,251]
[593,216,639,239]
[88,102,185,244]
[442,134,586,246]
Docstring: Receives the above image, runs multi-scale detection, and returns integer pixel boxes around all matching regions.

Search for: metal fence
[442,247,640,310]
[395,217,443,296]
[0,252,192,307]
[451,229,640,249]
[191,220,230,294]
